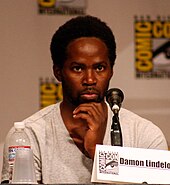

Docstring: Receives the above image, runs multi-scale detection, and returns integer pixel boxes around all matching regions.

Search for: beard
[75,92,103,105]
[61,82,107,107]
[64,88,104,106]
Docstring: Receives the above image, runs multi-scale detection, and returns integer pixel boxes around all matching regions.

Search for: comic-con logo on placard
[135,16,170,78]
[38,0,87,15]
[40,78,63,109]
[99,150,119,175]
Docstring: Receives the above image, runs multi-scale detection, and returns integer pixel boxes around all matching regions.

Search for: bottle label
[9,146,30,162]
[8,146,31,182]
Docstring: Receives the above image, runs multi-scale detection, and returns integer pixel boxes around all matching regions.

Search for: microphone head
[106,88,124,113]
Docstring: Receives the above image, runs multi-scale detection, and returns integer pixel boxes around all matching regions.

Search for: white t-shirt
[1,102,168,183]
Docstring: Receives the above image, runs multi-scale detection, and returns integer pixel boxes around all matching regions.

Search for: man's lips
[81,93,98,99]
[80,90,99,99]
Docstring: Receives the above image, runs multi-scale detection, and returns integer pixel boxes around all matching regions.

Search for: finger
[73,103,103,117]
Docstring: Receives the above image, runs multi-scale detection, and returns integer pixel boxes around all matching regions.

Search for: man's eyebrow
[70,61,85,66]
[70,60,109,66]
[71,61,84,64]
[93,61,109,65]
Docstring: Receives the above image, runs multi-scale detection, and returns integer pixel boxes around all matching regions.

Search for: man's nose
[82,69,97,86]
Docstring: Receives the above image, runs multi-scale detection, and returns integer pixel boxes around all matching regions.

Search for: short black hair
[50,15,116,68]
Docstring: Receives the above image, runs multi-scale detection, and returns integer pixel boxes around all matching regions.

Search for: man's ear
[53,65,62,82]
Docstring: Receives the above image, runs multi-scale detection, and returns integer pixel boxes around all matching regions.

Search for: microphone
[106,88,124,146]
[106,88,124,114]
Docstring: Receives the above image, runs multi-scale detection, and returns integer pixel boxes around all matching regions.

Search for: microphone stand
[111,112,123,146]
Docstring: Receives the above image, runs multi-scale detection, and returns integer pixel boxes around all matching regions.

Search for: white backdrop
[0,0,170,179]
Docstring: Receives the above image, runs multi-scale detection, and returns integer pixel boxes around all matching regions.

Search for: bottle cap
[14,122,25,129]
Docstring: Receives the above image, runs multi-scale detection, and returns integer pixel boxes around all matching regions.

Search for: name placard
[91,145,170,184]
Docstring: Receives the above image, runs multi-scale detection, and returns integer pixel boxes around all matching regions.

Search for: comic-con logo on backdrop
[135,16,170,78]
[40,78,63,109]
[38,0,87,15]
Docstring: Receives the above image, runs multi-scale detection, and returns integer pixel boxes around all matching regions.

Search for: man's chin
[79,98,102,104]
[71,97,103,106]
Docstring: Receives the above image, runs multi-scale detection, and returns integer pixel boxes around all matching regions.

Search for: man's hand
[73,102,108,159]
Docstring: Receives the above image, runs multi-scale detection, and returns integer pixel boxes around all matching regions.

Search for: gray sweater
[1,102,168,183]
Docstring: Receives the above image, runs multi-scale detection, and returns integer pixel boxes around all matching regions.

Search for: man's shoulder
[23,102,61,127]
[120,108,149,121]
[119,108,165,136]
[119,107,156,128]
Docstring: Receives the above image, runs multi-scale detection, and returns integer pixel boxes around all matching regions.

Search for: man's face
[54,37,113,106]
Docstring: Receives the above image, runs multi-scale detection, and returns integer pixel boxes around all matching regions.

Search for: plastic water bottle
[8,122,31,183]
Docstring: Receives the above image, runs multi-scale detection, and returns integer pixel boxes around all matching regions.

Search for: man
[1,15,168,184]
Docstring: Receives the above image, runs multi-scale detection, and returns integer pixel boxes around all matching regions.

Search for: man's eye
[96,65,105,71]
[73,66,82,72]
